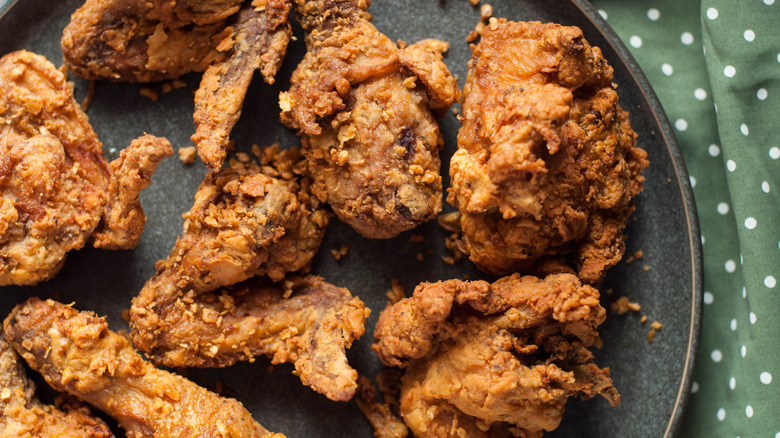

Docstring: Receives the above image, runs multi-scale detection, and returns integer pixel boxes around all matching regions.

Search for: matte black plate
[0,1,701,437]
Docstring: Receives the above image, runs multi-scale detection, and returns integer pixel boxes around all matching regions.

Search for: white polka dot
[717,202,730,215]
[701,235,706,245]
[766,0,775,4]
[743,286,747,298]
[711,349,723,362]
[746,405,753,418]
[729,377,736,390]
[750,312,757,324]
[662,63,674,76]
[761,372,773,384]
[762,181,770,193]
[630,35,643,48]
[777,52,780,63]
[598,9,608,20]
[708,144,720,157]
[744,30,755,42]
[695,88,708,100]
[766,275,777,288]
[740,124,749,136]
[681,32,694,46]
[707,7,719,20]
[740,254,743,265]
[704,291,714,304]
[775,433,780,438]
[717,408,726,421]
[691,381,699,393]
[745,217,757,229]
[727,159,736,171]
[769,147,780,159]
[730,318,737,331]
[725,260,736,273]
[741,345,747,357]
[690,176,697,188]
[675,119,687,131]
[724,65,736,78]
[757,88,768,100]
[647,8,660,20]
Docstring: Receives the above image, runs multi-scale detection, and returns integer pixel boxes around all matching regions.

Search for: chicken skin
[373,273,619,438]
[61,0,244,82]
[280,0,460,238]
[0,51,172,286]
[132,274,368,402]
[4,298,283,438]
[1,332,114,438]
[448,20,648,284]
[192,1,292,171]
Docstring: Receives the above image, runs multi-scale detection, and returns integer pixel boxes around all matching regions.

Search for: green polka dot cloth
[590,0,780,436]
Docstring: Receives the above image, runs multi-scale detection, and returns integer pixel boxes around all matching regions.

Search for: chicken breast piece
[4,298,284,438]
[373,273,619,438]
[448,20,648,284]
[280,0,460,238]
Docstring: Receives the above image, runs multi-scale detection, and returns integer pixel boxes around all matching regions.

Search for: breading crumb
[634,250,644,259]
[416,252,424,261]
[437,211,461,232]
[441,255,455,265]
[409,234,424,243]
[121,308,130,323]
[139,87,158,101]
[610,296,641,314]
[469,0,479,5]
[178,146,197,164]
[81,80,95,111]
[641,315,647,323]
[331,243,349,260]
[647,321,663,342]
[385,279,405,304]
[643,265,650,272]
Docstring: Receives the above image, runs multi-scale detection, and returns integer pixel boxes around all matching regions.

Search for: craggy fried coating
[132,275,368,401]
[193,2,292,171]
[0,332,114,438]
[373,273,619,438]
[355,373,409,438]
[61,0,243,82]
[280,0,460,238]
[448,20,648,284]
[0,51,169,285]
[92,134,173,249]
[4,298,283,438]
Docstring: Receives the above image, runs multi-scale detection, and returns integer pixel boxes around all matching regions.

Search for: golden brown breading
[193,2,292,171]
[280,0,460,238]
[92,134,173,249]
[373,273,619,438]
[3,298,283,438]
[61,0,242,82]
[0,51,169,285]
[355,374,409,438]
[132,275,368,401]
[0,332,114,438]
[448,20,648,284]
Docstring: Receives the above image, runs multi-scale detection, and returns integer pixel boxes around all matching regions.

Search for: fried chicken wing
[280,0,460,238]
[1,332,114,438]
[3,298,283,438]
[132,275,368,401]
[61,0,244,82]
[193,2,292,171]
[0,51,171,285]
[373,273,619,438]
[448,20,648,284]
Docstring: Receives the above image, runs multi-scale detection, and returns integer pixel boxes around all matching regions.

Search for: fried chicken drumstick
[1,331,114,438]
[280,0,460,238]
[448,20,648,284]
[4,298,284,438]
[0,51,172,286]
[131,147,369,401]
[373,273,619,438]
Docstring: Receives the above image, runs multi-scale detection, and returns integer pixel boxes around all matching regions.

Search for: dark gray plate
[0,0,701,437]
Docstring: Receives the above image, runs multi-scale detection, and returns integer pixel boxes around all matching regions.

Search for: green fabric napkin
[589,0,780,435]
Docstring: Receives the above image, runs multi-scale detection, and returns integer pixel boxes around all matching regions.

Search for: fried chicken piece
[355,373,409,438]
[61,0,244,82]
[373,273,620,438]
[280,0,460,238]
[4,298,283,438]
[193,2,292,171]
[132,275,368,401]
[0,51,171,285]
[92,134,173,249]
[0,332,114,438]
[448,20,648,284]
